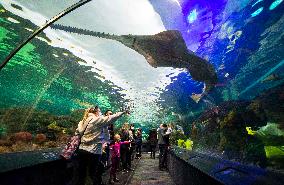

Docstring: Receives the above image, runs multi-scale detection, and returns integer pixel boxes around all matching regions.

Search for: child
[109,134,130,184]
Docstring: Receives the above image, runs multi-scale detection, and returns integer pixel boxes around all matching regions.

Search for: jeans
[136,144,142,157]
[159,144,167,168]
[77,150,103,185]
[120,147,131,170]
[110,156,119,179]
[150,144,156,159]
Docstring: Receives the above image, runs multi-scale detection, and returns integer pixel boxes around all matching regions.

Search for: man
[102,110,113,142]
[157,123,169,170]
[101,110,114,168]
[76,106,129,185]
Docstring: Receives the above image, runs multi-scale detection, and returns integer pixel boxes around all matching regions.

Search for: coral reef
[11,132,32,143]
[0,107,84,153]
[35,134,47,144]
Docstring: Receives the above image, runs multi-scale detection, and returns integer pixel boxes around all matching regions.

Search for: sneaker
[108,179,114,184]
[122,169,129,173]
[114,178,120,182]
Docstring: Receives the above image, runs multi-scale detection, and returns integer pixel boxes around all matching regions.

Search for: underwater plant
[0,125,7,139]
[170,130,187,146]
[247,122,284,146]
[47,121,65,133]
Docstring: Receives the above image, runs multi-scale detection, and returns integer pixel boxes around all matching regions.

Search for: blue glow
[251,7,263,17]
[252,0,264,7]
[269,0,283,10]
[187,9,197,23]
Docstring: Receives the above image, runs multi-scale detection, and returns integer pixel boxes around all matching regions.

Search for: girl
[109,134,130,184]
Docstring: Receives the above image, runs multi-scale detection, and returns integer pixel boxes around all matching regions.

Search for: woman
[148,129,158,159]
[76,106,129,185]
[135,128,142,158]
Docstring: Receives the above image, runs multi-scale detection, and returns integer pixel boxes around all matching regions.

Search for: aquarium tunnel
[0,0,283,185]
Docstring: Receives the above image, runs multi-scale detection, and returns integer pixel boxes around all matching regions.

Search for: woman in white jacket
[76,106,129,185]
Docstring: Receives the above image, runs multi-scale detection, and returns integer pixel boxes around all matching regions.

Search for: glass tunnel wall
[0,0,283,172]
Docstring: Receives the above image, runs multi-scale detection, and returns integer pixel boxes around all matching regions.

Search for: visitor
[109,134,130,184]
[120,123,132,172]
[128,125,135,161]
[148,129,157,159]
[157,123,170,170]
[108,123,115,144]
[135,128,143,158]
[163,124,172,170]
[166,123,174,135]
[76,106,129,185]
[129,123,136,160]
[101,110,114,168]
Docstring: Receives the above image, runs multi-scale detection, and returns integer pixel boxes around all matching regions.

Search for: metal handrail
[0,0,92,70]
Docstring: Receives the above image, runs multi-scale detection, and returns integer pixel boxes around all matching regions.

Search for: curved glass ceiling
[0,0,283,171]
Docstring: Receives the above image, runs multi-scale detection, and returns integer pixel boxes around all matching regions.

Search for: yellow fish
[246,127,257,135]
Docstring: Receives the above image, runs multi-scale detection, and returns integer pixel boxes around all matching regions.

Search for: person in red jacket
[109,134,130,184]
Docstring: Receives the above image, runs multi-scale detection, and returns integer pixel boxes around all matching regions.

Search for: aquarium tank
[0,0,283,172]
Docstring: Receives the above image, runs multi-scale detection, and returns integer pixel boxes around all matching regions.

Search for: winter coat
[75,112,124,154]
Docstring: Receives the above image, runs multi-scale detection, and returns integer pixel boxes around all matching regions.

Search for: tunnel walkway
[1,148,284,185]
[128,154,175,185]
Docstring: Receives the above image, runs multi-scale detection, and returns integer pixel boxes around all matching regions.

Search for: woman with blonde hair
[76,106,129,185]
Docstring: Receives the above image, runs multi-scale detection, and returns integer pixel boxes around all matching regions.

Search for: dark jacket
[135,131,142,145]
[120,129,130,150]
[148,131,157,146]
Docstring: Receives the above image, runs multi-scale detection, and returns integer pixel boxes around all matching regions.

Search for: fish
[190,83,208,103]
[261,74,281,83]
[190,93,203,103]
[51,24,218,92]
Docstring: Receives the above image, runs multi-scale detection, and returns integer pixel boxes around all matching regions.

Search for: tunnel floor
[128,154,175,185]
[101,153,175,185]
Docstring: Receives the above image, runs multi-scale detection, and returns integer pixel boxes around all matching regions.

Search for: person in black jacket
[120,123,132,172]
[157,124,170,170]
[135,128,143,158]
[148,129,158,159]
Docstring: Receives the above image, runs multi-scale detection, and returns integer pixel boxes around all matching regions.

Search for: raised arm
[86,110,129,129]
[98,111,127,125]
[120,141,130,145]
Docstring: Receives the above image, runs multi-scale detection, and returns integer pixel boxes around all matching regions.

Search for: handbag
[60,119,92,160]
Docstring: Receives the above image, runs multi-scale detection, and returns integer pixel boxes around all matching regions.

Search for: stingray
[50,25,218,94]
